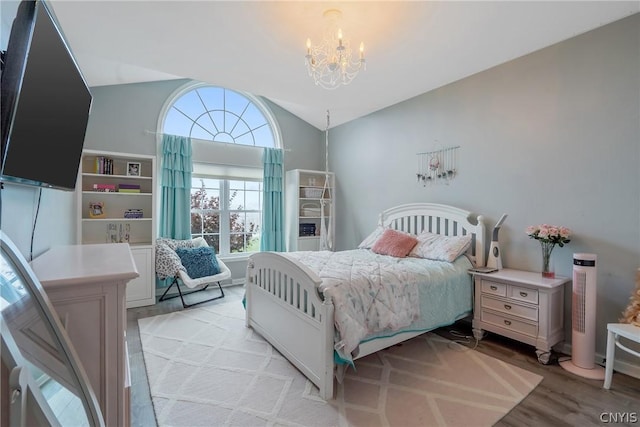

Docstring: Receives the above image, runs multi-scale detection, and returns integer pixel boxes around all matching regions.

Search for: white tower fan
[559,253,605,379]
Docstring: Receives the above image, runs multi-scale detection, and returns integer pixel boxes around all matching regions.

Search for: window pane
[203,234,220,254]
[246,233,260,253]
[245,181,261,191]
[245,213,261,243]
[194,177,221,188]
[244,103,268,129]
[172,90,205,118]
[245,191,261,210]
[229,233,245,253]
[191,119,215,141]
[163,109,193,137]
[229,190,246,210]
[196,87,224,111]
[235,132,255,146]
[191,178,220,210]
[225,91,249,114]
[203,212,220,233]
[230,212,245,233]
[190,213,203,234]
[253,125,275,148]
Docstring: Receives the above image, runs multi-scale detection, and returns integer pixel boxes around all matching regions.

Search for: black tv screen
[1,0,92,191]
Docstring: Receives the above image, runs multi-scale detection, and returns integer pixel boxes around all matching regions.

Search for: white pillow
[357,225,386,249]
[192,236,209,248]
[409,231,472,262]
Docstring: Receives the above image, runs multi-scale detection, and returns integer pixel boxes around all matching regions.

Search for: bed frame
[245,203,486,399]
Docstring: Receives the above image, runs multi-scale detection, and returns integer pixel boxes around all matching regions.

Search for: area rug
[138,299,542,427]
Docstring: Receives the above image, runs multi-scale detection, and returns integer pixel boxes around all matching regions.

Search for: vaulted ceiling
[41,1,640,129]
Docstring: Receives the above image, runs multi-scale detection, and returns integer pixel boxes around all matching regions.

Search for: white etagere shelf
[285,169,335,252]
[76,149,157,308]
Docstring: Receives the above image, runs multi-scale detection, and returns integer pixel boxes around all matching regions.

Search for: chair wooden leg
[604,328,615,389]
[158,277,224,308]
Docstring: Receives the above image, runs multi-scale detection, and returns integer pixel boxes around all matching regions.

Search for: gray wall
[330,14,640,367]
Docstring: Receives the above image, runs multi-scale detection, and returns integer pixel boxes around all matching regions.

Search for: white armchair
[155,237,231,308]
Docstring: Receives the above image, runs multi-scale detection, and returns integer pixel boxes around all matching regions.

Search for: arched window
[159,82,281,257]
[162,84,278,147]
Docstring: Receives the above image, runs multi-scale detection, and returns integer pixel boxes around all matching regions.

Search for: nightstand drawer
[481,280,507,297]
[482,310,538,337]
[508,286,539,304]
[481,295,538,321]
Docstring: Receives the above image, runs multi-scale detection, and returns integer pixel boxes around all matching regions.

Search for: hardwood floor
[127,285,640,427]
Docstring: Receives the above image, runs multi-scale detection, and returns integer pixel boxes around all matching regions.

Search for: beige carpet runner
[138,299,542,426]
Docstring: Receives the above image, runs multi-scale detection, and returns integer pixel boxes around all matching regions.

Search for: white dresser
[471,268,570,364]
[30,243,138,427]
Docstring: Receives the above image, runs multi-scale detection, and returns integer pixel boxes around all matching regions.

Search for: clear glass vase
[541,242,556,278]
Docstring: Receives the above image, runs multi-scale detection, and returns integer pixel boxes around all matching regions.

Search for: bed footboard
[245,252,335,399]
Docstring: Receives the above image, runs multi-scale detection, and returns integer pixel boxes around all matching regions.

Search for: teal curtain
[260,147,284,252]
[159,134,192,239]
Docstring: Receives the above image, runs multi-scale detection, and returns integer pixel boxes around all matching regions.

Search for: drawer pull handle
[504,304,512,310]
[520,291,528,297]
[490,285,498,291]
[504,320,512,326]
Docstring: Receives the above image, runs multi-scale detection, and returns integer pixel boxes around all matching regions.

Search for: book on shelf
[95,156,114,175]
[93,183,116,192]
[118,183,141,190]
[118,189,141,193]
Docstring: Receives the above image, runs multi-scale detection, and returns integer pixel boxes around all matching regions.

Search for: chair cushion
[175,246,221,279]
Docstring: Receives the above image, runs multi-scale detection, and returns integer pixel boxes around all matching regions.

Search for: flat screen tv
[1,0,92,191]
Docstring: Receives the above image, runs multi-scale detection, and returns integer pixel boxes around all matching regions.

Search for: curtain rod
[144,130,291,152]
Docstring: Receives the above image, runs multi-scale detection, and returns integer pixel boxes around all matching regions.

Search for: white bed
[245,203,486,399]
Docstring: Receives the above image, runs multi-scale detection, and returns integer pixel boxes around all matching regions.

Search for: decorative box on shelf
[124,209,143,219]
[300,203,321,217]
[301,187,324,198]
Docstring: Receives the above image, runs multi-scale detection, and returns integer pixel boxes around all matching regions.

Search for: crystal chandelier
[305,9,365,90]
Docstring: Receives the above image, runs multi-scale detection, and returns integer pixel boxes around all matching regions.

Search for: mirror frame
[0,231,104,426]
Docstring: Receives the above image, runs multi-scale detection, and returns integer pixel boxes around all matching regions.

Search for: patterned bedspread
[283,249,473,363]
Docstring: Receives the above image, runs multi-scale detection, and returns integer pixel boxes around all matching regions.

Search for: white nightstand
[471,268,570,364]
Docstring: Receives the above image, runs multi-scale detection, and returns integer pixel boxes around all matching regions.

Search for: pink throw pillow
[371,229,418,258]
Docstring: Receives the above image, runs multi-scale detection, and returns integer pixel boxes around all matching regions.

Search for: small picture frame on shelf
[126,161,141,177]
[88,201,105,218]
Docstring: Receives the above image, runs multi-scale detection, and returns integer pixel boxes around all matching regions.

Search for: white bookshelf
[76,149,156,308]
[285,169,335,251]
